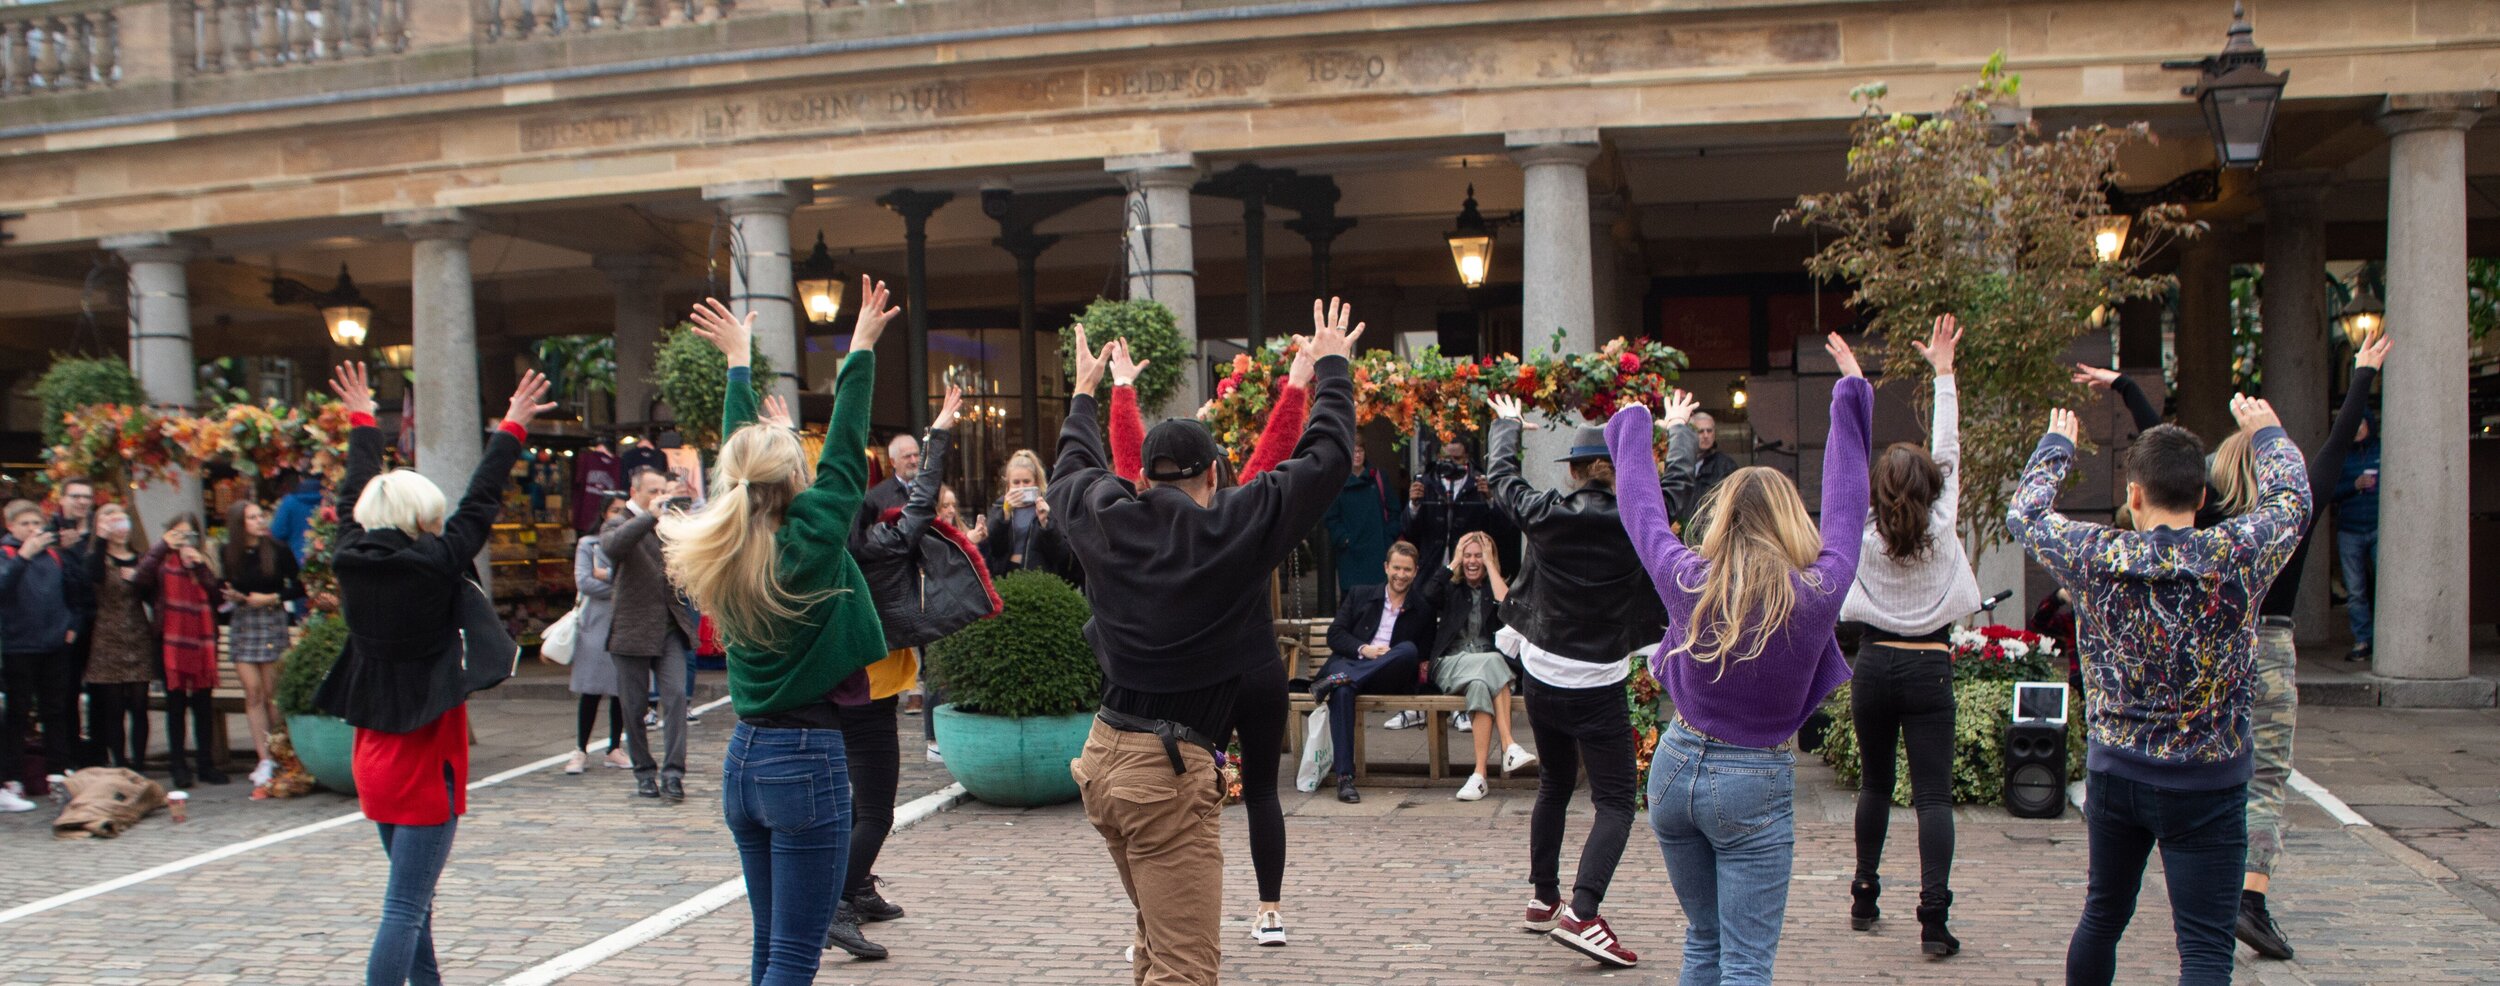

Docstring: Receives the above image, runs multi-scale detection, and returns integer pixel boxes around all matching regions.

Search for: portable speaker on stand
[2004,681,2070,819]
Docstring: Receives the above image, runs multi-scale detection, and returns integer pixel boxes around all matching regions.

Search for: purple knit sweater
[1605,376,1873,748]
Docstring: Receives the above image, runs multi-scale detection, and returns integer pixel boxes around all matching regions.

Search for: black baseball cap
[1142,419,1222,482]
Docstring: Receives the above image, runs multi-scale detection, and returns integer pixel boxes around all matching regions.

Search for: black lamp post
[2162,2,2289,169]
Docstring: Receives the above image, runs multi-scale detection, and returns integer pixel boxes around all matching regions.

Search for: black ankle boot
[1916,891,1959,957]
[1849,878,1880,931]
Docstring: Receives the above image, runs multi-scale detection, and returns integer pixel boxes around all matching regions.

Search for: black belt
[2257,616,2295,629]
[1095,709,1223,775]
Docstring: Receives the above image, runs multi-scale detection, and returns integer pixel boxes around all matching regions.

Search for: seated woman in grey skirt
[1419,530,1537,801]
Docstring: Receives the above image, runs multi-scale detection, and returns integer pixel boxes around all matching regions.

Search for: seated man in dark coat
[1310,540,1436,804]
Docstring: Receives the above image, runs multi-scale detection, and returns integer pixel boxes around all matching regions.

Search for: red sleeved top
[1109,383,1308,484]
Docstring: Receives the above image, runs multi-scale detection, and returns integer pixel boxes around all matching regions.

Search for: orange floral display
[48,396,354,488]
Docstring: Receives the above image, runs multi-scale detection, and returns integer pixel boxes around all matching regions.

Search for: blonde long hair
[2209,430,2259,518]
[1671,466,1824,678]
[660,423,834,648]
[999,449,1048,503]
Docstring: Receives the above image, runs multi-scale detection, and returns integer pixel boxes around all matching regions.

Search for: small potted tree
[277,612,355,794]
[926,571,1101,807]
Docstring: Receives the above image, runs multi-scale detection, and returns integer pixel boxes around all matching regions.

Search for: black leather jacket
[1488,416,1696,664]
[854,427,1000,650]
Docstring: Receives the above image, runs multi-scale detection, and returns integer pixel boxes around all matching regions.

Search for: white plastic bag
[1295,709,1332,792]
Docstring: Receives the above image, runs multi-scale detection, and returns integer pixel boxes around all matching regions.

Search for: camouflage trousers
[2246,619,2298,877]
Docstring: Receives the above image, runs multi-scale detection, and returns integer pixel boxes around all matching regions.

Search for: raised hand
[758,394,795,431]
[967,512,989,544]
[1307,297,1365,361]
[1487,393,1525,421]
[1825,332,1864,380]
[2229,393,2281,433]
[503,370,559,430]
[2071,362,2122,390]
[1287,336,1317,390]
[1071,322,1113,395]
[2355,331,2391,370]
[850,276,901,353]
[931,384,965,431]
[2047,408,2079,443]
[1661,388,1700,429]
[1109,339,1151,388]
[688,298,754,367]
[328,362,378,417]
[1913,313,1960,376]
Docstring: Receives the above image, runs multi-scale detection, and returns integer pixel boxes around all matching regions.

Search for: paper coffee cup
[167,791,189,822]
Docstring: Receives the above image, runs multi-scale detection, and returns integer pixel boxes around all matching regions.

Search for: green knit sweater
[720,356,889,717]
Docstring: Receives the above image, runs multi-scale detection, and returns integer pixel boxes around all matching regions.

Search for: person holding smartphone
[981,449,1071,581]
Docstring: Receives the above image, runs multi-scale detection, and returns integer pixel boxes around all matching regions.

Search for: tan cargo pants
[1070,719,1226,986]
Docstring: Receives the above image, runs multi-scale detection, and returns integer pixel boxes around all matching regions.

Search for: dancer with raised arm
[665,279,901,986]
[1607,334,1873,985]
[1054,298,1360,986]
[318,361,555,986]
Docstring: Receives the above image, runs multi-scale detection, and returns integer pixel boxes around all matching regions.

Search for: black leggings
[162,687,219,768]
[87,682,152,769]
[1850,643,1957,909]
[576,694,625,751]
[839,695,902,900]
[1227,658,1289,904]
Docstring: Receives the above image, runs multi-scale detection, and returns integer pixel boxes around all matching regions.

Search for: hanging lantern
[2336,280,2385,347]
[2163,3,2288,169]
[793,232,847,326]
[1446,185,1496,290]
[2091,214,2133,264]
[271,263,377,348]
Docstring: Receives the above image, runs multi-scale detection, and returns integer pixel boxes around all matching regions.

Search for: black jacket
[1687,450,1739,523]
[0,536,91,654]
[318,422,521,733]
[1403,466,1499,569]
[1326,582,1437,666]
[1050,355,1356,693]
[855,427,1001,650]
[1488,416,1693,665]
[982,499,1079,584]
[1416,567,1502,660]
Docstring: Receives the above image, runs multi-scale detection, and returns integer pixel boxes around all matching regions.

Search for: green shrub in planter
[1819,679,2086,806]
[1059,298,1191,417]
[33,357,148,446]
[277,612,350,717]
[651,324,777,448]
[927,571,1099,717]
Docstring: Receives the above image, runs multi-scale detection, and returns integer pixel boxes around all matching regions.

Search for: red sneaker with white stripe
[1522,898,1562,933]
[1550,909,1638,967]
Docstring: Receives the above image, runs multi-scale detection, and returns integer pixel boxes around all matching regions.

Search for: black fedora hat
[1555,424,1611,463]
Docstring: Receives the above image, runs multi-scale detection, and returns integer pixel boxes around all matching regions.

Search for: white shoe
[605,749,632,770]
[0,787,34,813]
[2067,780,2088,809]
[1502,744,1539,773]
[1454,711,1473,732]
[926,745,944,764]
[564,751,589,775]
[1250,909,1287,946]
[249,759,277,787]
[644,708,660,728]
[1384,710,1424,730]
[1456,773,1489,801]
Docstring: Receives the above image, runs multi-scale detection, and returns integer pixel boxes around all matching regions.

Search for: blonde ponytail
[659,423,833,649]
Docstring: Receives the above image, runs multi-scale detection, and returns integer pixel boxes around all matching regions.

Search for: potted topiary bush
[1058,297,1190,416]
[277,612,356,794]
[651,323,776,447]
[925,570,1101,807]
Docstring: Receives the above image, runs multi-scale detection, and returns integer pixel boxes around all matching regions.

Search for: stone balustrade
[474,0,735,42]
[178,1,410,74]
[1,0,120,97]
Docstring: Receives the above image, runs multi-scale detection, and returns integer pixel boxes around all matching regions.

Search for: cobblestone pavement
[3,702,2493,985]
[2292,706,2500,925]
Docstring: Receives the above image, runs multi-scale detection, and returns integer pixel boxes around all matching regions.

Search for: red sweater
[355,704,468,825]
[1110,383,1308,484]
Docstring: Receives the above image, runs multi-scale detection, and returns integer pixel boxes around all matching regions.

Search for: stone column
[1109,153,1203,414]
[2257,169,2339,641]
[2371,95,2490,701]
[595,254,669,426]
[2173,234,2234,444]
[105,232,205,535]
[389,209,483,504]
[703,181,804,408]
[1509,130,1602,353]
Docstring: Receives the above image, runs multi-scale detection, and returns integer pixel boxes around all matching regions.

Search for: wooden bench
[1276,617,1533,782]
[145,625,294,763]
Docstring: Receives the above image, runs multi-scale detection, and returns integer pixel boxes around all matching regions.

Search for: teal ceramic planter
[284,712,358,796]
[929,705,1092,807]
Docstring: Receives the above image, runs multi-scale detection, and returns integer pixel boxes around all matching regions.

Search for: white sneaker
[1502,744,1539,773]
[564,751,589,775]
[249,759,277,787]
[926,745,944,764]
[1384,710,1424,730]
[644,708,660,728]
[0,787,34,813]
[1250,909,1287,946]
[1454,711,1474,732]
[1456,773,1489,801]
[605,749,632,769]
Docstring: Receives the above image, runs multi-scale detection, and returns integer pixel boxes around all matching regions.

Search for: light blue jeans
[366,775,458,986]
[1646,720,1797,986]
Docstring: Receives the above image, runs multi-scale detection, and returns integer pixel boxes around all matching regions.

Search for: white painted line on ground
[0,692,738,928]
[2290,769,2372,828]
[495,782,971,986]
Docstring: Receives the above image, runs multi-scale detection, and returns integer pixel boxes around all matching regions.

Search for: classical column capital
[389,208,479,241]
[703,180,806,216]
[102,231,207,265]
[2377,92,2488,136]
[2257,168,2335,215]
[1505,129,1601,169]
[877,188,956,224]
[592,253,672,282]
[1108,152,1202,190]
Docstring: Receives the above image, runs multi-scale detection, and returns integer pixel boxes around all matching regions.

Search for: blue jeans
[367,776,459,986]
[2065,771,2246,986]
[2336,528,2376,647]
[1647,720,1796,986]
[723,722,852,986]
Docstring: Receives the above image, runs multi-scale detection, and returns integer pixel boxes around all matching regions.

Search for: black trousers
[839,694,902,900]
[87,681,152,770]
[1849,643,1957,909]
[3,650,82,775]
[1524,670,1638,919]
[1227,657,1289,904]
